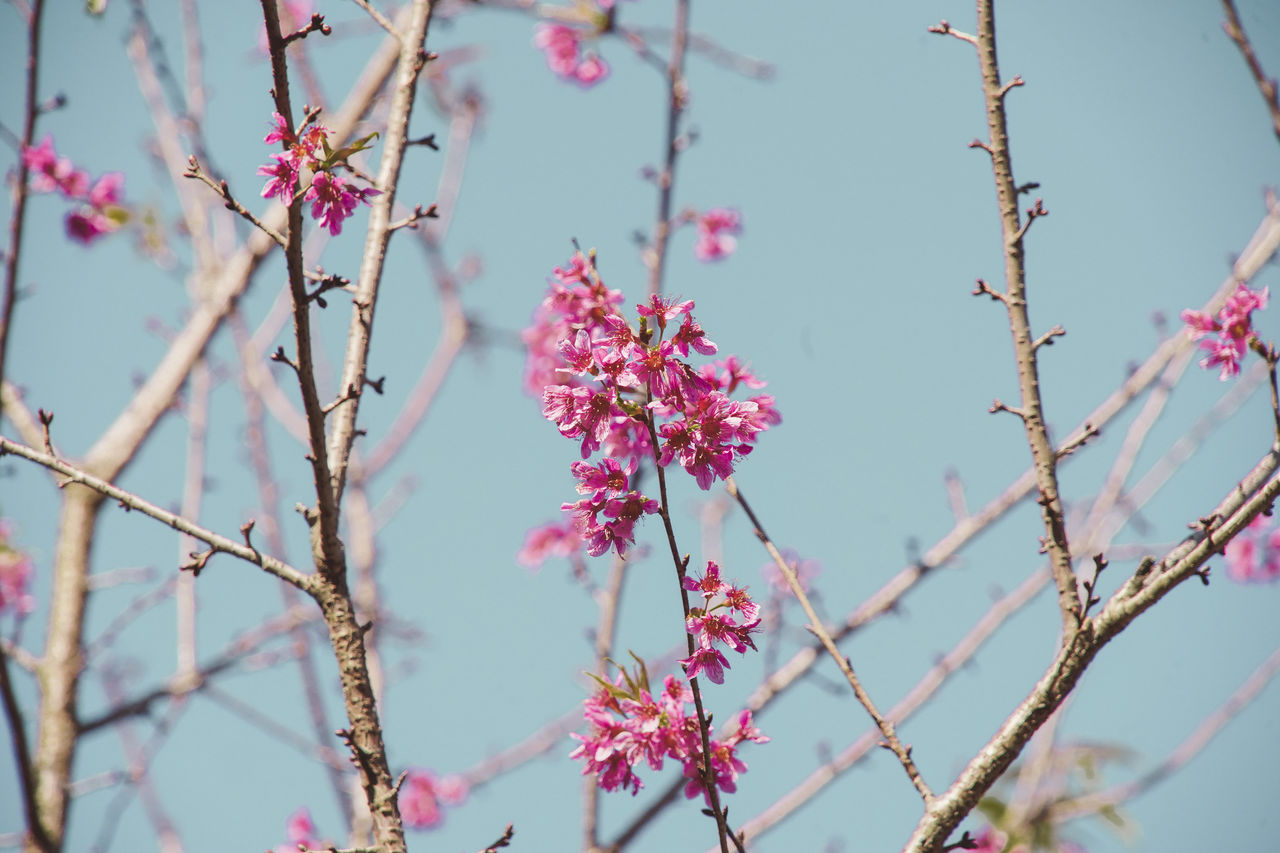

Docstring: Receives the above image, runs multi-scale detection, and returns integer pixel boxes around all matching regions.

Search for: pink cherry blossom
[517,519,584,569]
[693,208,742,262]
[258,151,302,207]
[1181,283,1268,380]
[574,54,610,87]
[1224,514,1280,583]
[304,171,381,236]
[532,24,610,88]
[0,522,35,616]
[272,807,322,853]
[22,136,82,196]
[399,769,468,829]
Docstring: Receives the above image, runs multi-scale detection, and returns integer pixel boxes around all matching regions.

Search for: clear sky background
[3,1,1280,852]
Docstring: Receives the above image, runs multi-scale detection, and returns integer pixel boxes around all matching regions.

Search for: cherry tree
[2,2,1279,852]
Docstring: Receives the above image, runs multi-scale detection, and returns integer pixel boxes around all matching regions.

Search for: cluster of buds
[21,136,128,245]
[257,112,381,236]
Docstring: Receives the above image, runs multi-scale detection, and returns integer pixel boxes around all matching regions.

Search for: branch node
[971,278,1007,302]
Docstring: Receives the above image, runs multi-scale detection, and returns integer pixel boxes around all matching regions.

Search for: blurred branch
[1221,0,1280,144]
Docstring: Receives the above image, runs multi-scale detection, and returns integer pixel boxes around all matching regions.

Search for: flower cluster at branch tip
[0,521,35,617]
[21,136,129,245]
[693,208,742,262]
[257,111,381,236]
[1181,282,1268,380]
[523,251,779,560]
[1224,514,1280,583]
[680,561,761,684]
[569,661,769,800]
[399,769,469,829]
[533,23,609,87]
[272,807,324,853]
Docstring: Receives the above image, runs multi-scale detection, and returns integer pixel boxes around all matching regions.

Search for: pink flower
[264,111,295,146]
[534,24,582,76]
[517,519,583,569]
[22,136,83,196]
[399,769,468,829]
[571,669,767,797]
[1225,515,1280,583]
[272,807,322,853]
[574,54,610,86]
[693,208,742,262]
[0,523,35,617]
[304,171,381,236]
[258,151,302,207]
[533,24,610,88]
[65,209,118,245]
[1182,283,1268,380]
[86,172,124,208]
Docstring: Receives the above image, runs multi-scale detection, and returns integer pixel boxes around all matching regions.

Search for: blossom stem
[641,406,735,853]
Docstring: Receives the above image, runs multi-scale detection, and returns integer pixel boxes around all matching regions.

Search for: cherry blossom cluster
[534,23,609,87]
[693,208,743,262]
[257,112,381,236]
[1181,282,1268,380]
[0,521,35,618]
[526,251,779,559]
[531,1,630,87]
[680,561,761,684]
[21,136,128,245]
[1224,514,1280,583]
[569,668,769,799]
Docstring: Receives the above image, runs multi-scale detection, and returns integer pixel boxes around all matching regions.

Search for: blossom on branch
[533,23,610,87]
[693,208,742,262]
[569,669,767,801]
[1181,282,1268,380]
[21,137,128,245]
[257,111,381,235]
[399,769,469,829]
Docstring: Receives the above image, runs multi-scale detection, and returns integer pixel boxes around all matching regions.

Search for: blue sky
[2,2,1280,851]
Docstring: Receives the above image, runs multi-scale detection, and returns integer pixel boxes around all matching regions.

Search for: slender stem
[0,645,52,852]
[970,0,1080,630]
[641,410,734,853]
[0,436,313,589]
[645,0,690,297]
[0,0,45,412]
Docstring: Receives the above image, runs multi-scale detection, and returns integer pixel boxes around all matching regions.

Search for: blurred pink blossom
[693,208,742,262]
[399,769,468,829]
[0,522,35,617]
[1224,515,1280,583]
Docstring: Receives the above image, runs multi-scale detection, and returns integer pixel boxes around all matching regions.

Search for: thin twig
[0,436,312,589]
[725,478,934,806]
[1221,0,1280,144]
